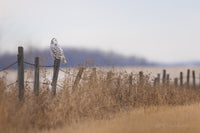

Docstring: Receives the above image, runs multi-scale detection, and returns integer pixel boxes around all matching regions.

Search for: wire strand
[57,84,63,88]
[24,61,54,68]
[59,68,68,74]
[7,81,18,87]
[24,81,63,88]
[24,61,35,66]
[39,65,54,68]
[0,61,17,72]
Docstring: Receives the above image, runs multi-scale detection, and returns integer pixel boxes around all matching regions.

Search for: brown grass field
[0,66,200,133]
[42,104,200,133]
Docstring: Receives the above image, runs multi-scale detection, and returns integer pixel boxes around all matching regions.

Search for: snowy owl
[50,38,67,64]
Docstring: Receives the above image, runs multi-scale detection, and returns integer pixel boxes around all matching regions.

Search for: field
[42,104,200,133]
[0,66,200,133]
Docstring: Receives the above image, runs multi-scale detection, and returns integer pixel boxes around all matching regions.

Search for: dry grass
[42,104,200,133]
[0,67,200,133]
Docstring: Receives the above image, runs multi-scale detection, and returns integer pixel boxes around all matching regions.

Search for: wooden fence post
[106,71,113,87]
[51,59,60,96]
[157,73,160,84]
[139,71,143,85]
[117,75,121,92]
[199,74,200,89]
[129,73,133,96]
[72,67,84,91]
[106,71,112,80]
[192,70,196,89]
[162,69,166,85]
[166,74,170,85]
[154,77,158,87]
[91,67,97,82]
[89,67,97,88]
[180,72,183,87]
[17,46,24,101]
[34,57,39,96]
[116,75,121,101]
[174,78,178,87]
[187,69,190,88]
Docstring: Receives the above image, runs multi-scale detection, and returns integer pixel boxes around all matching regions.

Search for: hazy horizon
[0,0,200,63]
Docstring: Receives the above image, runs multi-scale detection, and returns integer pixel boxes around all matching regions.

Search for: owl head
[51,38,58,45]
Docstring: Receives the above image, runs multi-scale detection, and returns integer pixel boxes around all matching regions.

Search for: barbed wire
[7,81,18,87]
[24,61,71,74]
[0,61,17,72]
[3,60,200,89]
[56,84,64,88]
[40,65,54,68]
[24,61,53,68]
[24,61,35,66]
[59,68,68,74]
[40,82,64,88]
[25,81,63,88]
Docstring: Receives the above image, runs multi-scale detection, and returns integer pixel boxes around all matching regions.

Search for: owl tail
[61,56,67,64]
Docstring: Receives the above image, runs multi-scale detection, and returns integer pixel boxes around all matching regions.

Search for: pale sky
[0,0,200,63]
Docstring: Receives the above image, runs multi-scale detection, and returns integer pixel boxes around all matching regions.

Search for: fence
[0,46,85,101]
[0,46,200,101]
[153,69,200,89]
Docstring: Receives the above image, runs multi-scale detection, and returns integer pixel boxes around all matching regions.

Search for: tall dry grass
[0,67,200,133]
[42,104,200,133]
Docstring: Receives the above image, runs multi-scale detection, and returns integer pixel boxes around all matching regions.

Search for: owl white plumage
[50,38,67,64]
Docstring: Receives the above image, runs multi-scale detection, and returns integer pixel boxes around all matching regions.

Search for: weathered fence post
[180,72,183,87]
[139,71,143,85]
[72,67,84,91]
[174,78,178,87]
[106,71,112,80]
[51,59,60,96]
[89,67,97,88]
[17,46,24,101]
[116,75,121,101]
[192,70,196,89]
[106,70,113,87]
[117,75,121,91]
[166,74,170,85]
[187,69,190,88]
[162,69,166,85]
[154,77,158,87]
[34,57,39,96]
[199,74,200,89]
[157,73,160,84]
[91,67,97,82]
[129,73,133,96]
